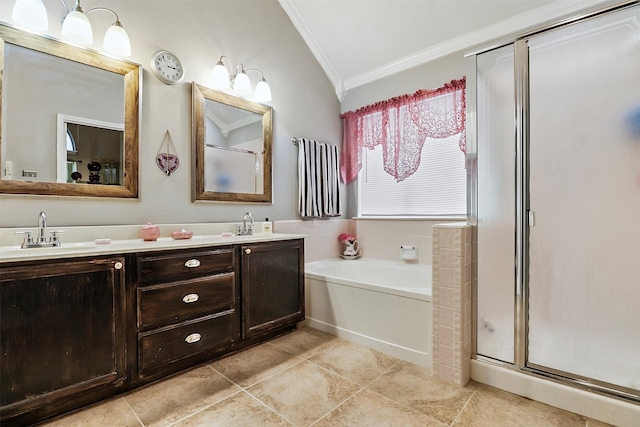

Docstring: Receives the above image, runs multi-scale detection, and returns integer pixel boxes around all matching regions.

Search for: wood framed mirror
[0,23,140,198]
[192,83,272,203]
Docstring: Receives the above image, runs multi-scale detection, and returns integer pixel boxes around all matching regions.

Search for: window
[66,129,77,154]
[340,78,466,217]
[358,133,466,216]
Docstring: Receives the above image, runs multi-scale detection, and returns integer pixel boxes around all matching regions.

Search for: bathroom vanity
[0,234,304,425]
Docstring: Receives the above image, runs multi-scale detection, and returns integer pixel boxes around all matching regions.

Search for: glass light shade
[103,23,131,57]
[211,63,231,90]
[233,72,252,97]
[12,0,48,31]
[254,79,272,102]
[61,10,93,46]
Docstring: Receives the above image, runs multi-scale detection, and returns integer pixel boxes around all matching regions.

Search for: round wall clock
[150,50,184,84]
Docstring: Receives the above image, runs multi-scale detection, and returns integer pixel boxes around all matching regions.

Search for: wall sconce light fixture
[11,0,132,57]
[211,56,272,103]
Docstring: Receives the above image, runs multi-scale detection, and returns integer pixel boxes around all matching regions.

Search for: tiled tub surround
[432,223,474,386]
[353,218,464,264]
[277,218,464,263]
[42,325,612,427]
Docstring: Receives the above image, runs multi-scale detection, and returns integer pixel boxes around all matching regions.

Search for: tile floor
[44,326,613,427]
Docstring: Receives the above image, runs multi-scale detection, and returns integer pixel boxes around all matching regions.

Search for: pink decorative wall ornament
[156,130,180,176]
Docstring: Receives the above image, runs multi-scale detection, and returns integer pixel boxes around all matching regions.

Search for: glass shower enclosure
[473,2,640,401]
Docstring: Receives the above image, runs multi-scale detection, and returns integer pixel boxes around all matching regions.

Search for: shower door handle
[527,210,535,227]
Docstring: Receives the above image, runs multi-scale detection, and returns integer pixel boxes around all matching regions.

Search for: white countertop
[0,222,305,263]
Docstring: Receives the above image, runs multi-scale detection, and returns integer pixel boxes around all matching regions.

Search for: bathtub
[304,258,432,367]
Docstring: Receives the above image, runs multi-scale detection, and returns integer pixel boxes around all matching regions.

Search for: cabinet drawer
[138,273,236,330]
[139,311,237,373]
[137,248,234,284]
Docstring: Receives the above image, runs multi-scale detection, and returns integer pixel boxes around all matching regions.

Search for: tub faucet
[15,211,63,248]
[238,212,254,236]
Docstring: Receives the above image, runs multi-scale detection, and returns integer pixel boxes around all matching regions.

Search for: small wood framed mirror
[192,83,272,203]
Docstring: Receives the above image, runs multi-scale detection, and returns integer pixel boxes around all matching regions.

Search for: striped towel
[297,138,342,218]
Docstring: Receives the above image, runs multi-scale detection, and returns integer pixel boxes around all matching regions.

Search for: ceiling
[278,0,616,99]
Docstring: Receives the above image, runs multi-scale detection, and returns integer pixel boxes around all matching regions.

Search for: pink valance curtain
[340,77,466,183]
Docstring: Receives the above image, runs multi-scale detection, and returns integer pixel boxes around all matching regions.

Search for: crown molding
[280,0,628,99]
[277,0,345,100]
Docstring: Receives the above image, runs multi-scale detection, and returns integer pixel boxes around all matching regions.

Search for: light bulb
[255,78,272,102]
[233,71,251,97]
[12,0,48,31]
[61,8,93,46]
[103,22,131,56]
[211,62,231,90]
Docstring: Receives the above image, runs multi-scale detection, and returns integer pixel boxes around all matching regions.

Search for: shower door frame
[467,0,640,404]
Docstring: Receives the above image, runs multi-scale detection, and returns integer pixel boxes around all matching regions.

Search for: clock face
[151,50,184,84]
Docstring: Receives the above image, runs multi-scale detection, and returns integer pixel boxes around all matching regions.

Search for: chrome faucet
[237,212,254,236]
[16,211,63,248]
[38,211,47,243]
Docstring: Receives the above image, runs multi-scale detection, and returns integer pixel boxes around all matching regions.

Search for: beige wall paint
[340,53,466,114]
[0,0,341,227]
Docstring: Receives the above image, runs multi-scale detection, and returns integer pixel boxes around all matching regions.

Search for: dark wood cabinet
[0,238,304,425]
[241,239,304,339]
[0,256,127,425]
[135,247,240,377]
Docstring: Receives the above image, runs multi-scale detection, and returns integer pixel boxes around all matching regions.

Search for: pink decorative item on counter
[141,223,161,241]
[338,233,360,258]
[338,233,356,244]
[171,229,193,240]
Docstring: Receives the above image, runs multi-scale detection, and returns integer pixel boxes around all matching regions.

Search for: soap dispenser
[262,218,273,233]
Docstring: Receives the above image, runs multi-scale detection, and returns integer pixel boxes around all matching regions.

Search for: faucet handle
[50,231,64,246]
[15,231,33,248]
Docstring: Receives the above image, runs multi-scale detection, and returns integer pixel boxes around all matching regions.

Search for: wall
[274,219,349,263]
[341,53,466,114]
[0,0,342,228]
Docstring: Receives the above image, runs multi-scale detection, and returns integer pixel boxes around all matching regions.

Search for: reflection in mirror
[192,83,272,203]
[204,101,263,194]
[57,116,124,185]
[0,23,140,198]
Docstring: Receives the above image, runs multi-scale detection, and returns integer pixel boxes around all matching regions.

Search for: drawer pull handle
[185,333,202,344]
[245,248,251,254]
[114,261,123,270]
[184,259,201,268]
[182,293,199,303]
